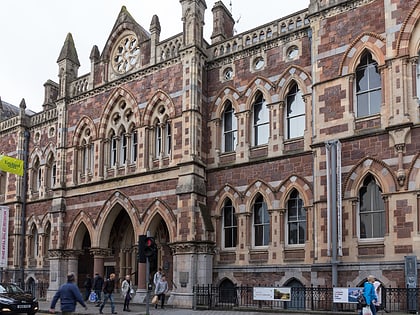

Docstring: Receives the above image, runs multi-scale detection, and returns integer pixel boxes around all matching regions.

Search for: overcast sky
[0,0,309,112]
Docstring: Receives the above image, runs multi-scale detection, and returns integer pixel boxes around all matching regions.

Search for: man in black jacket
[99,273,117,314]
[93,273,104,306]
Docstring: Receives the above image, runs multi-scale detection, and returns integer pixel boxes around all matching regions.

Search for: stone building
[0,0,420,308]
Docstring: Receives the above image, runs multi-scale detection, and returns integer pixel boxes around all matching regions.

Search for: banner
[253,287,291,301]
[0,206,9,268]
[0,155,24,176]
[333,287,363,303]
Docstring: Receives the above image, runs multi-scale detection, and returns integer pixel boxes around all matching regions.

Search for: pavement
[36,299,341,315]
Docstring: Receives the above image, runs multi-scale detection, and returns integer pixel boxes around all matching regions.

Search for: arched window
[287,189,306,245]
[31,157,41,192]
[252,92,269,146]
[108,130,117,167]
[359,174,385,239]
[222,101,237,152]
[355,51,381,117]
[131,130,138,163]
[29,224,38,258]
[43,222,51,257]
[286,83,305,139]
[253,194,270,246]
[46,153,56,190]
[154,119,172,158]
[119,130,128,165]
[222,198,237,248]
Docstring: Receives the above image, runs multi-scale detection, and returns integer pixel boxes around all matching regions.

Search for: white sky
[0,0,309,112]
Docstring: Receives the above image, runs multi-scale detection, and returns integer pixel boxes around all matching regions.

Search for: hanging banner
[0,155,24,176]
[253,287,291,301]
[0,206,9,268]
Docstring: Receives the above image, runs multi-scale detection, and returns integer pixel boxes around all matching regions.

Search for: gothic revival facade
[1,0,420,308]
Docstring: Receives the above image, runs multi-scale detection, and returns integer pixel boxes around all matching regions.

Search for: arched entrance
[75,223,93,289]
[146,214,172,290]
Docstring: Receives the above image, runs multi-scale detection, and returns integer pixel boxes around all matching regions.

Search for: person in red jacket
[49,272,87,315]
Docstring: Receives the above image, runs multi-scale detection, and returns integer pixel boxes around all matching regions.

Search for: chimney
[211,1,235,45]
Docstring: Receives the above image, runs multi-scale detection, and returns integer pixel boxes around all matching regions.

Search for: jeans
[100,293,115,313]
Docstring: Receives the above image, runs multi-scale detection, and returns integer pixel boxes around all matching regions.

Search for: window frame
[286,189,306,245]
[358,174,385,240]
[355,51,382,117]
[222,198,237,249]
[252,194,270,247]
[252,92,269,146]
[222,101,238,153]
[285,83,305,139]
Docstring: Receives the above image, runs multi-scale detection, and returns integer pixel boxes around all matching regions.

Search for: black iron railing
[193,284,419,313]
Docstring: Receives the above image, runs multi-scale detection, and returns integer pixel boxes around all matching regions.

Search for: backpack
[358,294,367,307]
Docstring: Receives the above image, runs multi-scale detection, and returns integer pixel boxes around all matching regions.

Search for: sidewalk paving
[37,299,330,315]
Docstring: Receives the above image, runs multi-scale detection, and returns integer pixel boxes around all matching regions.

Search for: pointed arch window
[222,198,237,248]
[31,157,41,192]
[253,194,270,246]
[222,101,237,152]
[154,119,172,158]
[356,51,381,117]
[46,154,56,190]
[43,222,51,257]
[252,92,269,146]
[109,131,117,167]
[286,83,305,139]
[120,130,128,165]
[29,224,38,258]
[0,171,6,198]
[131,130,138,162]
[359,174,385,239]
[287,189,306,245]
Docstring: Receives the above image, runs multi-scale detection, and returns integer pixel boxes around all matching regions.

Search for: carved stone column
[90,248,111,280]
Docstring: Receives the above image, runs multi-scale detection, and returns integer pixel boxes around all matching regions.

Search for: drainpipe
[20,129,30,288]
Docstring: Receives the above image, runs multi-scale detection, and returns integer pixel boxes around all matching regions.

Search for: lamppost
[20,129,30,288]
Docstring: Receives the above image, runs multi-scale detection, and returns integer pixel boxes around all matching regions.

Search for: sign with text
[0,155,24,176]
[333,287,364,303]
[253,287,291,301]
[0,206,9,268]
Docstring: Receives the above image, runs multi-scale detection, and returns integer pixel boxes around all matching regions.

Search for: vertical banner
[0,206,9,268]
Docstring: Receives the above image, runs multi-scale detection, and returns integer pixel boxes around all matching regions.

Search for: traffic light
[144,237,157,258]
[138,235,147,263]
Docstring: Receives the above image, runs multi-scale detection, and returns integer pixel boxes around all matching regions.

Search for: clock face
[112,34,140,74]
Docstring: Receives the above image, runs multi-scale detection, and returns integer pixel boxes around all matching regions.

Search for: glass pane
[356,68,369,92]
[288,115,305,138]
[225,227,233,247]
[357,93,369,117]
[255,123,269,145]
[289,222,297,244]
[368,65,381,89]
[255,226,264,246]
[369,90,381,114]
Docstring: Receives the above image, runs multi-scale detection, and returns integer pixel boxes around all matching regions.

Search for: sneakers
[99,311,103,314]
[112,312,118,314]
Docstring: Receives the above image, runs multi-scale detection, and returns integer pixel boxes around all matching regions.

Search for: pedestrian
[153,267,162,287]
[360,275,378,315]
[84,274,92,301]
[154,274,169,309]
[93,273,104,306]
[99,273,117,314]
[49,272,88,315]
[121,274,132,312]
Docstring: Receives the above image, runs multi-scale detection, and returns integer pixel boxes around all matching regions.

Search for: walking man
[99,273,117,314]
[49,272,88,315]
[93,273,104,306]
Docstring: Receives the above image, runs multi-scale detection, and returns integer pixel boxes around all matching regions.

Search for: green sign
[0,155,24,176]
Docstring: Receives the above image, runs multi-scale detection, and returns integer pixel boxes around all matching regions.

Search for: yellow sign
[0,155,24,176]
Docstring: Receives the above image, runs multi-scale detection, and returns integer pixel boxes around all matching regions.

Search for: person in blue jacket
[361,275,378,315]
[49,272,88,315]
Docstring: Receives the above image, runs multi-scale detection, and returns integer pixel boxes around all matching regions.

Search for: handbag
[151,294,159,304]
[362,306,372,315]
[357,294,367,307]
[88,291,97,303]
[129,288,135,298]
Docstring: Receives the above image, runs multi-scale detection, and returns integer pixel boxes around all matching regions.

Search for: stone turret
[180,0,207,46]
[57,33,80,98]
[210,1,235,44]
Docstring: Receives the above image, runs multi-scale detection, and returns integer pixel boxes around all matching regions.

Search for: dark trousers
[154,293,165,308]
[123,292,131,310]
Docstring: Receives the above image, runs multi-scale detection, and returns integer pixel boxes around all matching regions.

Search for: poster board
[253,287,291,301]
